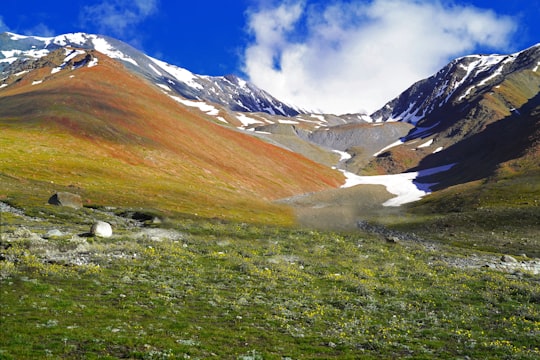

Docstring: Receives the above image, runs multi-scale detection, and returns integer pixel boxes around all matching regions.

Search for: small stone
[44,229,63,239]
[501,255,518,263]
[90,221,113,238]
[386,236,400,243]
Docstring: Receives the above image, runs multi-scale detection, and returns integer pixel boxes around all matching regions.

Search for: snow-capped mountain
[1,30,538,203]
[362,43,539,188]
[371,44,540,128]
[0,32,303,116]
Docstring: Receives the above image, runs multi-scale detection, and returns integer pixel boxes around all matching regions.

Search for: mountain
[0,32,303,116]
[1,30,538,228]
[0,33,345,224]
[362,44,540,179]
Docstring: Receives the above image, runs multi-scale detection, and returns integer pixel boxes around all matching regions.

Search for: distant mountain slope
[0,32,303,116]
[364,44,540,180]
[0,46,344,224]
[371,44,540,126]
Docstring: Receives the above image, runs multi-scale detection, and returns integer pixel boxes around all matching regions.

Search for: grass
[1,209,539,359]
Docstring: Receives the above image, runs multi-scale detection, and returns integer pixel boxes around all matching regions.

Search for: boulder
[90,221,113,238]
[44,229,63,239]
[48,192,82,209]
[501,255,518,263]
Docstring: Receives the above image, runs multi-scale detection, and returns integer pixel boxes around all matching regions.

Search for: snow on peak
[90,36,138,66]
[48,33,90,47]
[148,56,203,90]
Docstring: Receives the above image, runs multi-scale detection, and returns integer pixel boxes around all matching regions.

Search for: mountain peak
[0,31,303,117]
[371,44,540,126]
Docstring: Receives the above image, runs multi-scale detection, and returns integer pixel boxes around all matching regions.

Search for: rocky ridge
[0,32,303,117]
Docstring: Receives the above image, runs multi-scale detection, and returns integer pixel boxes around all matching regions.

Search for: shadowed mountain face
[364,44,540,185]
[414,92,539,190]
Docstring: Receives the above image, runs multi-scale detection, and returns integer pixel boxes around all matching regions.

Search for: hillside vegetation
[0,50,343,225]
[1,205,539,359]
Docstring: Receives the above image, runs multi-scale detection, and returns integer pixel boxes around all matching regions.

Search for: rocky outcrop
[48,192,83,209]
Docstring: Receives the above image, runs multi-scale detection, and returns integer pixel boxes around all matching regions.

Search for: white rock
[90,221,113,238]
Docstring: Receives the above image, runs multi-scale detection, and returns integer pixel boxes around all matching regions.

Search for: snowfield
[340,163,456,206]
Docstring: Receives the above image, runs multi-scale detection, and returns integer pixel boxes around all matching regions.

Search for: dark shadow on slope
[411,92,540,190]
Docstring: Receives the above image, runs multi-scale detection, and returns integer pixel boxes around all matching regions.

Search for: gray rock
[90,221,113,238]
[44,229,63,239]
[501,255,518,263]
[386,236,400,243]
[48,192,83,209]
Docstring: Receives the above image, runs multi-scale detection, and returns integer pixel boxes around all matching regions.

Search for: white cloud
[243,0,517,114]
[81,0,159,37]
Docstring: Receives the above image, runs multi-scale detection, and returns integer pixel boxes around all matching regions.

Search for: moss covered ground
[1,204,539,359]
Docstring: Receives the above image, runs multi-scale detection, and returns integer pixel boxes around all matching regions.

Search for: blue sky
[1,0,538,113]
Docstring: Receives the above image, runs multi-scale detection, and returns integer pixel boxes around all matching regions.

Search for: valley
[0,32,539,359]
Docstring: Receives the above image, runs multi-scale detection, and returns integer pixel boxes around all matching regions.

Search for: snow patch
[373,139,404,157]
[278,119,299,125]
[156,83,170,92]
[433,147,444,153]
[332,150,351,161]
[417,139,434,148]
[310,114,325,122]
[50,33,88,47]
[236,113,264,127]
[6,32,28,41]
[0,84,8,88]
[91,37,138,66]
[64,49,86,64]
[169,96,220,116]
[0,58,17,64]
[87,57,99,68]
[31,80,43,85]
[148,57,203,90]
[340,163,456,206]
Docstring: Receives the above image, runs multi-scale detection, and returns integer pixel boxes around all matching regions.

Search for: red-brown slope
[0,50,344,223]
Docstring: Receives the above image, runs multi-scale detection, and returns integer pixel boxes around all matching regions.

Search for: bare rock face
[48,192,83,209]
[90,221,113,238]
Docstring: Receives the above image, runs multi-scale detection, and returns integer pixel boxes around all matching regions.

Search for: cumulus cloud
[243,0,517,114]
[80,0,159,37]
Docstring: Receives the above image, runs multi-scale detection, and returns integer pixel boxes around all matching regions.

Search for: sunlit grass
[1,214,539,359]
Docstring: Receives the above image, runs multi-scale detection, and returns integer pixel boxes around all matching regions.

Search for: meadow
[1,207,539,359]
